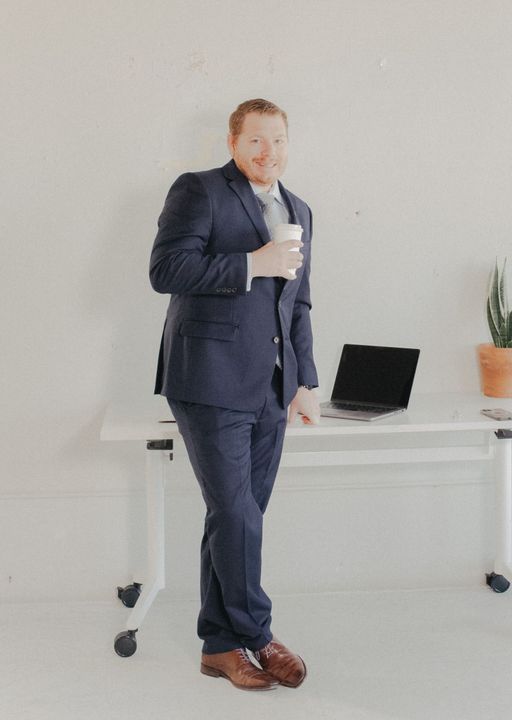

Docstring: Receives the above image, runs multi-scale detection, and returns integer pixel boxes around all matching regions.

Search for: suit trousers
[168,367,287,654]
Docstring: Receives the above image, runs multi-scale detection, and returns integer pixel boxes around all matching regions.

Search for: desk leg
[487,433,512,592]
[114,442,169,656]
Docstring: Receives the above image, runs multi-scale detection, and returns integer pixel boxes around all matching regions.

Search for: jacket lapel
[223,160,270,246]
[278,182,299,225]
[276,182,302,299]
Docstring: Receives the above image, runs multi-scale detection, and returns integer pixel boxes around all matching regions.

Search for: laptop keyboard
[328,401,397,413]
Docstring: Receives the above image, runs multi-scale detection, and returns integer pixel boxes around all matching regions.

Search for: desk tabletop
[100,392,512,442]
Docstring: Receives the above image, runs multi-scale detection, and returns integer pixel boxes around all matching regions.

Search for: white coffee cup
[273,223,303,278]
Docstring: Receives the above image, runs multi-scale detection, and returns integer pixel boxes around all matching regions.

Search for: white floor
[3,587,512,720]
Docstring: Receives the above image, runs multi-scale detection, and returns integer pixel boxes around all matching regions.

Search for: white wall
[2,0,511,601]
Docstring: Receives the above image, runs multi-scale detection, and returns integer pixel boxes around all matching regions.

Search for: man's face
[228,112,288,189]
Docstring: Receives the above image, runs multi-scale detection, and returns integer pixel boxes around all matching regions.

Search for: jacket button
[273,336,280,344]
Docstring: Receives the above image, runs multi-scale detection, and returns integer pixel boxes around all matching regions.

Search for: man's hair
[229,98,288,137]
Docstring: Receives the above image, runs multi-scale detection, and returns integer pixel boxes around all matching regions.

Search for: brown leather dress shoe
[200,648,279,691]
[253,638,307,688]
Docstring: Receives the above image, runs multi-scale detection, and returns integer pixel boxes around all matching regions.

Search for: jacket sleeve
[149,172,248,296]
[289,206,319,387]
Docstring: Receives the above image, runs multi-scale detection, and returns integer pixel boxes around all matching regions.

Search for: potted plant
[478,258,512,397]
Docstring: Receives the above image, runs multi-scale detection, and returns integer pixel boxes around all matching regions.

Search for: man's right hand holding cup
[251,239,303,280]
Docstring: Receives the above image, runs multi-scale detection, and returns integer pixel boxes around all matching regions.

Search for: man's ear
[227,133,235,157]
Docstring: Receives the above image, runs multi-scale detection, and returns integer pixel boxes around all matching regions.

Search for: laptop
[320,344,420,421]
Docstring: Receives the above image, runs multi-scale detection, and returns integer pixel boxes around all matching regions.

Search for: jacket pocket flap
[180,320,237,341]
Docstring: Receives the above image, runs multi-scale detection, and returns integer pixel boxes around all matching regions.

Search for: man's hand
[288,386,321,425]
[252,240,303,280]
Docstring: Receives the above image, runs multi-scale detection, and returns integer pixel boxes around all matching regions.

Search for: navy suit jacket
[149,159,318,412]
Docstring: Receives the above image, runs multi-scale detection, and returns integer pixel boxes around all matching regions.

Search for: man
[149,99,320,691]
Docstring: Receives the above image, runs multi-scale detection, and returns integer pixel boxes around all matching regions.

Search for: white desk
[101,392,512,657]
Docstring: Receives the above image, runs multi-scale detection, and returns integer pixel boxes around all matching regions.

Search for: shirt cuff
[246,253,253,291]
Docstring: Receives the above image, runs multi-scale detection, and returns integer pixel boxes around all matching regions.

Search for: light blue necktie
[257,192,287,240]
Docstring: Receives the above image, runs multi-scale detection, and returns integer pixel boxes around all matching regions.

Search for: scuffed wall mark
[188,52,208,75]
[267,55,275,74]
[128,55,136,79]
[8,575,12,583]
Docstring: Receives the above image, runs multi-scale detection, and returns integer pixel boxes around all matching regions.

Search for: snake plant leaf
[507,309,512,345]
[499,321,508,346]
[487,298,502,346]
[487,258,512,347]
[499,257,508,317]
[488,262,504,345]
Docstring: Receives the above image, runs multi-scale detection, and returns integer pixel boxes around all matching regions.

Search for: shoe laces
[254,641,278,661]
[235,648,251,663]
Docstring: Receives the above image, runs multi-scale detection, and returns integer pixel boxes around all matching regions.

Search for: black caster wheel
[117,582,142,608]
[114,630,138,657]
[486,572,510,593]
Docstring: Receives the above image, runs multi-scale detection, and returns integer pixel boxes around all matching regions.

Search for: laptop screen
[331,344,420,407]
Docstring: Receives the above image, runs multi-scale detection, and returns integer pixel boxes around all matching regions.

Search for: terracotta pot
[478,343,512,397]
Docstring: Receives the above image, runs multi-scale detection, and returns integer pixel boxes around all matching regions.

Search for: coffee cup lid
[275,223,303,231]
